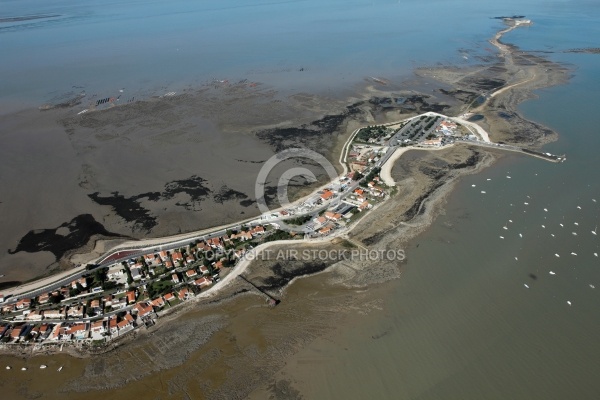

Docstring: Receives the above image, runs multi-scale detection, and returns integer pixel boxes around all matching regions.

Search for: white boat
[541,225,545,228]
[574,222,579,226]
[509,219,513,223]
[549,271,556,275]
[519,233,523,238]
[524,284,529,288]
[506,176,511,179]
[560,223,564,227]
[21,367,27,371]
[481,190,486,194]
[40,365,47,369]
[571,252,578,256]
[577,206,582,209]
[503,226,508,230]
[572,232,577,236]
[499,236,504,239]
[590,284,596,289]
[567,301,572,306]
[555,254,560,258]
[595,253,598,257]
[5,366,10,370]
[524,202,529,205]
[57,366,63,372]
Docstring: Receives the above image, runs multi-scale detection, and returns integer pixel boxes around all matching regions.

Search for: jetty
[237,275,279,306]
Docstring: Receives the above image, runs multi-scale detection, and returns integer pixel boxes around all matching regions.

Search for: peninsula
[0,18,568,356]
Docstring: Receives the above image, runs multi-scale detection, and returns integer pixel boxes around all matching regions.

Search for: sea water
[281,2,600,399]
[2,0,600,397]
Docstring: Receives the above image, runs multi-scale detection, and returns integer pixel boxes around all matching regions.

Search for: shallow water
[275,6,600,398]
[1,0,600,398]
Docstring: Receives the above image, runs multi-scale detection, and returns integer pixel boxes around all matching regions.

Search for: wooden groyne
[237,275,279,306]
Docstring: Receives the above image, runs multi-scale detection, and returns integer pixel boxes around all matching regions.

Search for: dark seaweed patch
[88,191,159,232]
[256,102,364,152]
[258,261,329,291]
[8,214,123,261]
[163,175,211,202]
[213,186,249,204]
[239,199,254,207]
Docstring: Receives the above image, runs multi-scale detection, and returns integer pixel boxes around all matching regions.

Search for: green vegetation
[147,280,174,299]
[360,167,381,187]
[355,125,390,143]
[262,229,294,243]
[284,214,312,226]
[340,239,357,248]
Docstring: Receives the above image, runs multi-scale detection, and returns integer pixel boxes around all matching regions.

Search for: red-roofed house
[91,320,105,334]
[126,290,136,304]
[15,298,31,310]
[159,250,169,261]
[150,297,165,308]
[134,302,154,318]
[321,190,334,201]
[324,211,342,221]
[163,293,176,303]
[172,251,184,263]
[67,323,88,340]
[185,269,197,278]
[178,288,191,301]
[194,277,213,288]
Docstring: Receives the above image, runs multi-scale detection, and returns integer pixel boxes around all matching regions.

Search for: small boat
[481,190,486,194]
[524,202,529,205]
[471,184,476,187]
[543,208,548,212]
[574,222,579,226]
[567,301,572,306]
[593,199,597,203]
[509,219,513,223]
[21,367,27,371]
[541,225,545,228]
[506,176,511,179]
[571,252,577,256]
[499,236,504,239]
[487,178,491,181]
[519,233,523,238]
[595,253,598,257]
[515,257,518,261]
[549,271,556,275]
[590,284,596,289]
[5,366,10,370]
[572,232,577,236]
[524,284,529,288]
[555,254,560,258]
[560,223,564,227]
[577,206,582,209]
[57,366,63,372]
[40,365,47,369]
